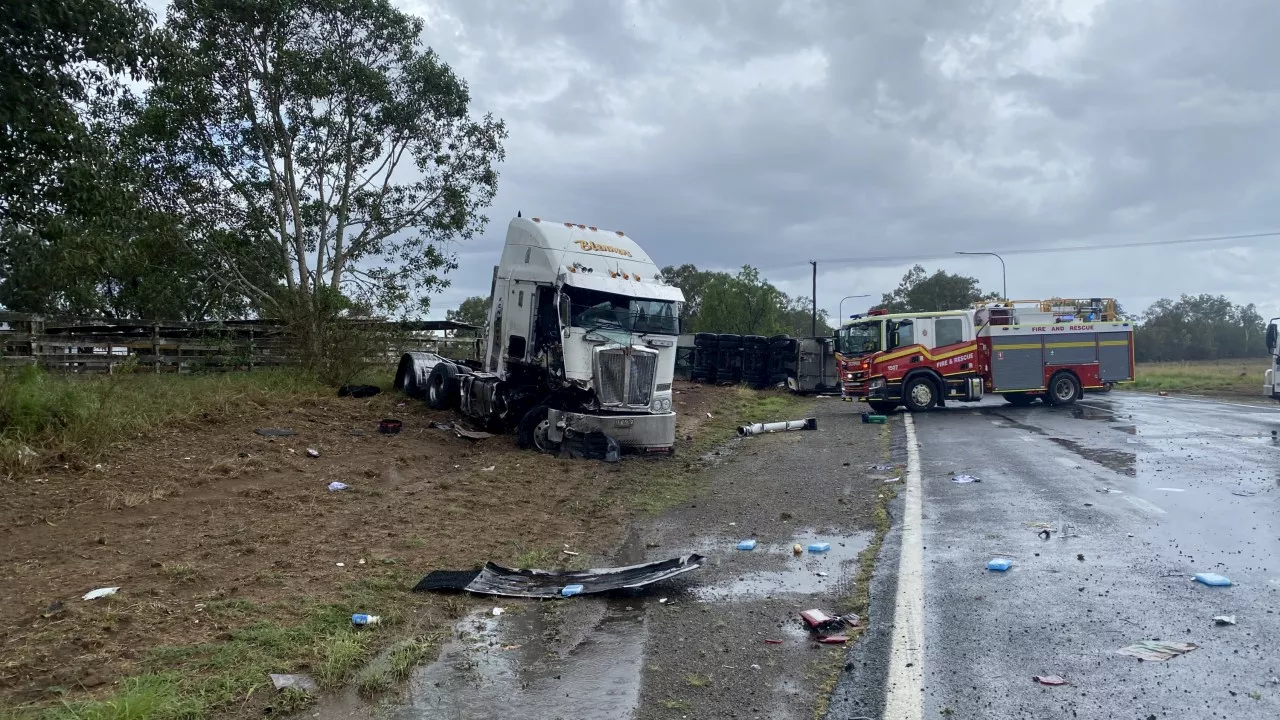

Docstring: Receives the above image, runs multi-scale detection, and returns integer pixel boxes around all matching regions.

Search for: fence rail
[0,312,479,374]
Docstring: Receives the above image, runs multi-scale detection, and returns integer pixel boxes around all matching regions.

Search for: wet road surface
[898,393,1280,719]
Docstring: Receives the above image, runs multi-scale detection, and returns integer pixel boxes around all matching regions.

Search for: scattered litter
[429,421,453,430]
[658,598,669,604]
[737,539,758,551]
[339,384,382,398]
[1213,615,1237,626]
[378,418,402,435]
[270,674,318,693]
[1033,675,1068,686]
[706,412,713,419]
[817,635,849,644]
[1127,533,1134,538]
[1038,529,1051,540]
[255,428,296,437]
[454,427,493,441]
[807,542,831,553]
[336,562,345,567]
[561,584,584,597]
[1026,522,1053,529]
[481,466,496,472]
[1155,488,1185,492]
[357,558,366,565]
[500,644,521,651]
[562,550,579,556]
[411,554,705,598]
[951,474,981,484]
[765,639,783,644]
[1116,640,1198,661]
[82,587,119,601]
[327,481,349,492]
[792,544,804,555]
[492,607,504,617]
[737,418,818,436]
[1076,554,1085,562]
[987,558,1012,572]
[816,572,829,577]
[350,613,380,626]
[1096,487,1116,493]
[883,477,902,484]
[396,401,407,407]
[861,413,887,424]
[799,609,856,634]
[750,664,761,670]
[1194,573,1232,587]
[1158,391,1169,397]
[1231,490,1257,497]
[868,464,896,472]
[305,447,320,458]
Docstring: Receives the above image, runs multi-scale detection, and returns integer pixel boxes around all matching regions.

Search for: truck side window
[935,317,965,347]
[894,321,914,348]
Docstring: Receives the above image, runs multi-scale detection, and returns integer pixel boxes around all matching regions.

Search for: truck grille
[596,347,658,407]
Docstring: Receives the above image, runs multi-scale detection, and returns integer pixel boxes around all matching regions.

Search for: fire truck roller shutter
[990,336,1046,391]
[1098,332,1134,382]
[1043,333,1099,366]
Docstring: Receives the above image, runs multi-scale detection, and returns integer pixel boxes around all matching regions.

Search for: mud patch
[392,600,646,719]
[1048,437,1137,476]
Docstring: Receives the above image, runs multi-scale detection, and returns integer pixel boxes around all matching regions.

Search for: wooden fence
[0,312,480,374]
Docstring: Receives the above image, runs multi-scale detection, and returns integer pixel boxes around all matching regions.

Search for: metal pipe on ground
[737,418,818,436]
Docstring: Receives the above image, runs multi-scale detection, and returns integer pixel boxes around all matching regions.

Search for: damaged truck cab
[396,216,684,454]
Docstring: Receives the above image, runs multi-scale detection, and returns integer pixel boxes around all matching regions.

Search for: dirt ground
[0,380,755,715]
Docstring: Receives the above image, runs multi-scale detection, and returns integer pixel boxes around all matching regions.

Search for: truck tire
[426,363,459,410]
[903,376,939,412]
[1002,393,1035,407]
[516,405,560,453]
[867,401,897,414]
[1045,371,1081,406]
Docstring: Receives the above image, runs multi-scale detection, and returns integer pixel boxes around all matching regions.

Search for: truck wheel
[867,401,897,414]
[1002,393,1035,407]
[903,376,938,412]
[1045,371,1081,406]
[426,363,458,410]
[517,405,560,453]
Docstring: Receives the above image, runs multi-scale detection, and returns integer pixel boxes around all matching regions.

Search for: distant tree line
[658,264,833,338]
[1132,294,1268,362]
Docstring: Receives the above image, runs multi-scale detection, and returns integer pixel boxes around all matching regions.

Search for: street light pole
[838,294,872,325]
[810,260,818,337]
[955,251,1007,301]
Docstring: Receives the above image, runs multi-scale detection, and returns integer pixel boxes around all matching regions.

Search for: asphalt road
[836,392,1280,719]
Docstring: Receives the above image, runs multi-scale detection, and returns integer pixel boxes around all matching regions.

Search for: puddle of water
[693,530,870,602]
[390,600,645,720]
[1070,406,1116,422]
[1048,436,1136,475]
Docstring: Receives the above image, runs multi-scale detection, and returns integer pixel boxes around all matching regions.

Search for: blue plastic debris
[561,584,584,597]
[987,558,1013,571]
[807,542,831,553]
[1193,573,1232,587]
[736,539,758,551]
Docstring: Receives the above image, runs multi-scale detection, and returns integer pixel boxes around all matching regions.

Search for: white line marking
[1110,393,1280,413]
[1124,496,1167,515]
[1155,487,1186,492]
[884,414,925,720]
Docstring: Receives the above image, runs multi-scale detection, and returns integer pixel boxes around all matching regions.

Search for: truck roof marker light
[623,272,630,280]
[589,226,598,231]
[532,217,540,222]
[615,230,625,237]
[577,224,586,229]
[568,266,577,273]
[564,222,573,227]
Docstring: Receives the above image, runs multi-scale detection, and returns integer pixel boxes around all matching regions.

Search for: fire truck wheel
[903,376,939,412]
[868,401,897,414]
[1046,371,1081,406]
[1002,393,1036,407]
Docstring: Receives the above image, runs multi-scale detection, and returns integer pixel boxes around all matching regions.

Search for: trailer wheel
[426,363,459,410]
[1002,393,1036,407]
[517,405,560,453]
[867,401,897,414]
[1046,371,1081,406]
[903,376,938,412]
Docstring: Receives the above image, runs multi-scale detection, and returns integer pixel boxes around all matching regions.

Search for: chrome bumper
[546,409,677,450]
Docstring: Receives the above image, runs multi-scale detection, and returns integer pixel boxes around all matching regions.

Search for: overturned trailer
[396,216,685,454]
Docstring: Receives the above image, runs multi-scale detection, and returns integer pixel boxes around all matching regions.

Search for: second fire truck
[839,299,1134,412]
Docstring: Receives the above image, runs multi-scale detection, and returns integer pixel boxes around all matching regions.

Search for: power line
[758,229,1280,270]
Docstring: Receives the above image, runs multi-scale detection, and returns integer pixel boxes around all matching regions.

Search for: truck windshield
[838,321,882,354]
[565,288,681,336]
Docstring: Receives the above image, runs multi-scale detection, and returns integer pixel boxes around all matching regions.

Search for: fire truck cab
[851,299,1134,413]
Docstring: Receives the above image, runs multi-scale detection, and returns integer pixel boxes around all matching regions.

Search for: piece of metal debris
[737,418,818,436]
[412,554,705,598]
[454,427,493,441]
[951,474,980,484]
[306,447,320,458]
[82,587,119,601]
[1213,615,1237,626]
[1116,640,1198,661]
[1033,675,1069,686]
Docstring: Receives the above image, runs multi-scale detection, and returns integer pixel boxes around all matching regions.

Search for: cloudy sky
[393,0,1279,323]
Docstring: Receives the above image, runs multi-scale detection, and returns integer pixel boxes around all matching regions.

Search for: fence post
[152,324,160,373]
[249,327,255,372]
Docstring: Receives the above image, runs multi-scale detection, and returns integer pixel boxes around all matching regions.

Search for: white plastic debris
[492,607,505,616]
[481,466,496,472]
[306,447,320,458]
[1213,615,1237,626]
[336,562,345,567]
[327,481,348,492]
[270,673,318,693]
[951,474,981,484]
[83,587,119,601]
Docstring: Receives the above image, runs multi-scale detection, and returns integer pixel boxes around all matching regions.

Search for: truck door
[503,280,536,363]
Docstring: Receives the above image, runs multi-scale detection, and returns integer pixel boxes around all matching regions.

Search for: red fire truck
[842,299,1134,413]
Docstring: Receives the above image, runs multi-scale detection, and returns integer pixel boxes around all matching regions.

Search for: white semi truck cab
[1265,318,1280,401]
[396,216,685,454]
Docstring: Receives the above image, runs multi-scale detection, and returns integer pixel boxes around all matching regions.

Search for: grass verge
[0,364,336,477]
[629,386,811,514]
[1131,359,1268,397]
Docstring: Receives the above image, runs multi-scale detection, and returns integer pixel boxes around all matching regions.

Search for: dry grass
[1132,359,1270,397]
